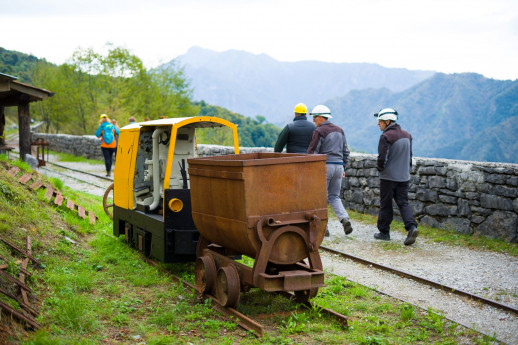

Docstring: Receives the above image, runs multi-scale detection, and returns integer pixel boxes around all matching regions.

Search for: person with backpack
[95,114,119,177]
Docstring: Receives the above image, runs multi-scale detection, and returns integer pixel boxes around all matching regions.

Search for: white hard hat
[310,105,332,118]
[374,108,398,121]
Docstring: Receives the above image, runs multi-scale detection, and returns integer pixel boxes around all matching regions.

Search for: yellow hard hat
[294,103,307,114]
[99,114,108,120]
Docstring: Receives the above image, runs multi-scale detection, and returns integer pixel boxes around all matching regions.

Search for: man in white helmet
[308,105,353,236]
[274,103,315,153]
[374,108,418,245]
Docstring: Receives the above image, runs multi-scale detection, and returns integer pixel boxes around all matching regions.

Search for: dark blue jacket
[274,115,315,153]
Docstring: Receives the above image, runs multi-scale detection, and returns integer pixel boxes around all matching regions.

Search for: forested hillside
[0,47,54,83]
[195,101,280,147]
[326,73,518,163]
[0,47,280,148]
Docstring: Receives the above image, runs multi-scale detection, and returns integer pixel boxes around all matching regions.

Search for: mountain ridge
[167,46,435,124]
[326,73,518,163]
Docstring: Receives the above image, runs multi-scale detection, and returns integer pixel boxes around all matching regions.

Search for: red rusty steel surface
[0,270,32,293]
[44,187,54,200]
[18,174,32,184]
[0,300,40,330]
[0,286,37,317]
[0,238,42,267]
[212,302,264,337]
[7,166,20,176]
[66,199,75,211]
[54,193,64,206]
[29,181,43,190]
[78,206,86,219]
[188,152,328,265]
[88,211,96,225]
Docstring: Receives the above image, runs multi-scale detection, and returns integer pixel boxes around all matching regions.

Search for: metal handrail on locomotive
[111,116,239,263]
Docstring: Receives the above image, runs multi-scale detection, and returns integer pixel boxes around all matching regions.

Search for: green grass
[49,150,104,165]
[346,210,518,257]
[0,156,500,344]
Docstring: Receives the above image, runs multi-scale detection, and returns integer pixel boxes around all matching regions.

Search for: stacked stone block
[342,153,518,243]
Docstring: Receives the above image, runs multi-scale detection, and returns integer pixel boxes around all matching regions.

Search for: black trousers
[377,179,417,234]
[101,147,116,173]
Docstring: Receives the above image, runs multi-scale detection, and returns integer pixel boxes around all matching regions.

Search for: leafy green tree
[195,101,280,147]
[31,45,197,134]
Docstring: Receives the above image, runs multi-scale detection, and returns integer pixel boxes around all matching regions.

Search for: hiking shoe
[404,226,419,246]
[106,172,111,177]
[341,219,353,235]
[374,232,390,241]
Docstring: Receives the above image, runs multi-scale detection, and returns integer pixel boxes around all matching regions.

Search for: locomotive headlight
[168,198,183,212]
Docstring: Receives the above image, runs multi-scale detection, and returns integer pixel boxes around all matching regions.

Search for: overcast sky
[2,0,517,80]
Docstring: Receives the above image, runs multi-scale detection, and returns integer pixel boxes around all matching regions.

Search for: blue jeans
[326,164,349,222]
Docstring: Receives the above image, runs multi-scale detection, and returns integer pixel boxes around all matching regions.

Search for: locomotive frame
[110,116,239,263]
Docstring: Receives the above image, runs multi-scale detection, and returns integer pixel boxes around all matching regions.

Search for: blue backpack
[103,124,115,144]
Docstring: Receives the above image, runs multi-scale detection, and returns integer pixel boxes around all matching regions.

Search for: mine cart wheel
[195,255,217,295]
[294,288,318,303]
[216,265,240,308]
[103,183,114,219]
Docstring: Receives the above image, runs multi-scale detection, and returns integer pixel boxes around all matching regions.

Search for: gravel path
[323,219,518,344]
[32,152,518,344]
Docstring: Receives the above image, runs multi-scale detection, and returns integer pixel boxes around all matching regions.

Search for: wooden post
[18,96,31,162]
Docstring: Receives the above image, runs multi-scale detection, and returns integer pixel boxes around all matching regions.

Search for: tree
[31,45,197,133]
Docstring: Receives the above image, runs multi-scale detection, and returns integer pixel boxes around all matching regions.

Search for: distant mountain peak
[165,46,436,125]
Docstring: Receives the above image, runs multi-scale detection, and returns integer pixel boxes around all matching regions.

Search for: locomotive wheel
[216,265,240,308]
[294,288,318,303]
[103,183,114,219]
[195,255,217,295]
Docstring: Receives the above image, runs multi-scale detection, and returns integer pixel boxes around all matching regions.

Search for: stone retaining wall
[344,154,518,243]
[32,133,518,242]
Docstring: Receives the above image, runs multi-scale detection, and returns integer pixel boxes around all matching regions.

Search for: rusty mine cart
[189,152,328,307]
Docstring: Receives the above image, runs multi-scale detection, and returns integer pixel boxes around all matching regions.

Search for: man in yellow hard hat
[274,103,315,153]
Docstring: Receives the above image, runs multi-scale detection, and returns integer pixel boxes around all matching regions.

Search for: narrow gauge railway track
[40,166,108,190]
[44,160,113,182]
[145,257,348,337]
[144,257,347,337]
[9,151,111,189]
[319,245,518,315]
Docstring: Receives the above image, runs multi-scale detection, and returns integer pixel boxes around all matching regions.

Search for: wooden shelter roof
[0,72,54,107]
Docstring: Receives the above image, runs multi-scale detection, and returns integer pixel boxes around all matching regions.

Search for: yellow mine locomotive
[110,116,239,262]
[107,116,329,305]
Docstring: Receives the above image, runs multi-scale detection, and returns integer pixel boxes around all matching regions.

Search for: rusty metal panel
[18,174,32,184]
[189,153,328,265]
[66,199,75,211]
[29,181,43,190]
[282,270,312,291]
[44,187,54,201]
[54,193,64,206]
[78,206,86,219]
[7,166,20,177]
[88,211,96,225]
